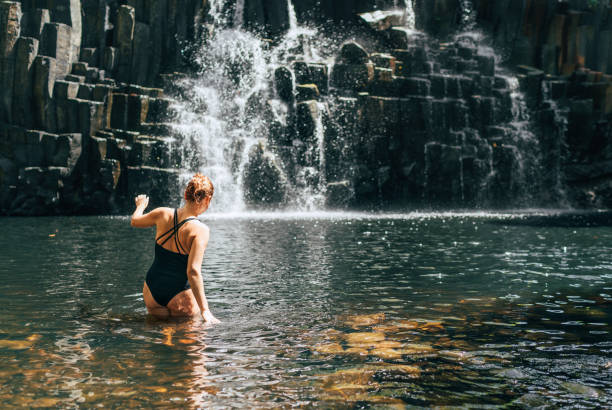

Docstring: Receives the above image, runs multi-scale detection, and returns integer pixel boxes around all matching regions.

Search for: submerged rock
[345,332,385,345]
[369,347,402,360]
[320,368,376,387]
[512,393,551,408]
[344,312,385,328]
[560,381,603,398]
[399,343,435,355]
[493,368,528,379]
[314,343,344,355]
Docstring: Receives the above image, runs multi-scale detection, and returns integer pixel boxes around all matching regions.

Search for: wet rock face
[1,0,611,214]
[0,1,22,125]
[243,0,290,36]
[316,1,612,209]
[339,42,369,64]
[0,0,206,215]
[325,180,354,208]
[325,32,524,208]
[242,141,288,208]
[274,66,293,103]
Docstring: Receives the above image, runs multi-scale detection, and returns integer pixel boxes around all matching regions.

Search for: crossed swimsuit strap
[156,209,197,255]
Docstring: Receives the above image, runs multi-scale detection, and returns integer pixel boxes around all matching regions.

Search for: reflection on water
[0,212,610,407]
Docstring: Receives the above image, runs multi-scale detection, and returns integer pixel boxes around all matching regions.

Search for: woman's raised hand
[134,194,149,209]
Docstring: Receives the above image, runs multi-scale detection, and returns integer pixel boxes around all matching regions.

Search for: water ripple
[0,215,610,406]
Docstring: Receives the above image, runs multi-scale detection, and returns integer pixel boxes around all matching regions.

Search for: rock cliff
[0,0,610,214]
[0,0,205,214]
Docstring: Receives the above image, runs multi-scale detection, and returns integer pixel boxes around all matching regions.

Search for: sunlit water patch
[0,213,610,407]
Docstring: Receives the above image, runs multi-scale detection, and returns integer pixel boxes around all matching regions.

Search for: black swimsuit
[145,209,197,306]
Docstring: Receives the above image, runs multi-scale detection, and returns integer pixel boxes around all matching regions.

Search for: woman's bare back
[154,207,204,255]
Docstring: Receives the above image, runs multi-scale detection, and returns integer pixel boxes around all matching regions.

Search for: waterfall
[208,0,231,27]
[167,0,549,211]
[541,80,569,205]
[501,75,542,205]
[294,101,327,210]
[403,0,416,30]
[287,0,298,32]
[169,0,334,212]
[170,27,268,212]
[458,0,476,31]
[233,0,245,28]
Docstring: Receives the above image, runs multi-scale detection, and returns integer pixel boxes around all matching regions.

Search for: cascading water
[168,0,551,211]
[287,0,298,31]
[503,75,541,202]
[402,0,416,30]
[170,0,268,211]
[540,80,569,204]
[417,25,545,207]
[233,0,245,28]
[458,0,477,31]
[169,0,336,211]
[207,0,233,27]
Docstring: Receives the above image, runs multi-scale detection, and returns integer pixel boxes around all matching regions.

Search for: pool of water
[0,211,611,407]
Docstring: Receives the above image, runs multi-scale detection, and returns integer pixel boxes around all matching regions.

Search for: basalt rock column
[0,0,610,214]
[114,5,135,84]
[49,0,82,65]
[0,1,22,124]
[12,36,39,128]
[325,24,549,208]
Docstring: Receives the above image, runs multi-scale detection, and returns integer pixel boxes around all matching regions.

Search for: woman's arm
[130,194,162,228]
[187,226,220,324]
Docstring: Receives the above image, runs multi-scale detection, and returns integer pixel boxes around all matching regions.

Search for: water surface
[0,212,610,407]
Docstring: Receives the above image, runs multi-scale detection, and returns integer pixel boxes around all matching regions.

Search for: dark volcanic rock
[12,36,39,128]
[243,0,290,36]
[127,165,181,209]
[325,180,353,208]
[274,66,294,103]
[295,84,320,102]
[358,10,404,32]
[331,62,375,92]
[0,1,21,124]
[1,0,612,215]
[339,41,369,64]
[243,141,288,207]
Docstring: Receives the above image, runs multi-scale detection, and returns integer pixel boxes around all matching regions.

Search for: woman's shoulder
[154,207,174,217]
[188,219,210,236]
[194,220,210,232]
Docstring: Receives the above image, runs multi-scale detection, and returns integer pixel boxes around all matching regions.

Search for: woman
[131,173,220,323]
